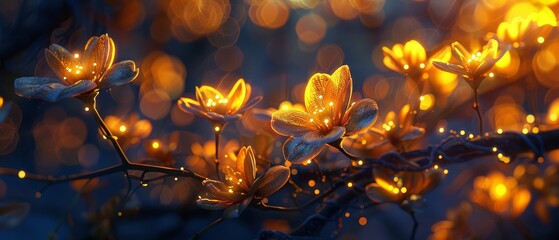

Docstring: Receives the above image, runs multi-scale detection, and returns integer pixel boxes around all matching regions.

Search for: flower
[196,146,290,218]
[366,168,443,206]
[271,65,378,163]
[15,34,139,102]
[496,15,556,49]
[178,78,262,125]
[432,39,509,89]
[346,104,424,154]
[470,171,530,218]
[382,40,427,81]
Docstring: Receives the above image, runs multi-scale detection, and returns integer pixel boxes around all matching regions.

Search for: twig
[473,90,483,136]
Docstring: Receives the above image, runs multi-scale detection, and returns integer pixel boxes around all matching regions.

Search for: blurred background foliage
[1,0,559,239]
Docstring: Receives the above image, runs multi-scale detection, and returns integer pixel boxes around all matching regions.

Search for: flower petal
[305,65,352,124]
[226,79,247,114]
[177,98,212,119]
[206,112,241,123]
[382,46,404,73]
[283,137,324,164]
[84,34,115,76]
[271,109,315,136]
[202,179,244,202]
[196,86,224,110]
[196,198,233,210]
[451,42,471,68]
[44,45,72,84]
[432,62,468,76]
[400,127,425,142]
[14,77,96,102]
[254,166,290,198]
[223,196,252,219]
[343,99,378,136]
[302,126,345,144]
[99,60,139,87]
[404,40,426,67]
[365,183,400,203]
[236,146,256,189]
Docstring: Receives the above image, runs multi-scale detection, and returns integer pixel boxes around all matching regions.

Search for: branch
[259,128,559,239]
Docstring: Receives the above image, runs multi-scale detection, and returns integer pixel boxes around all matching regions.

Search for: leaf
[0,202,30,228]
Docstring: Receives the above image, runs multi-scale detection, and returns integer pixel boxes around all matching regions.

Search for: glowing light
[401,187,407,193]
[497,129,503,134]
[314,189,320,195]
[526,114,535,123]
[438,127,445,133]
[214,126,221,132]
[522,128,529,134]
[443,169,449,174]
[308,180,316,187]
[142,183,148,187]
[538,36,545,44]
[492,147,498,152]
[119,125,127,132]
[357,160,363,166]
[359,217,367,226]
[74,53,79,58]
[488,72,495,78]
[152,141,160,149]
[459,130,466,135]
[84,107,90,112]
[345,212,350,217]
[347,182,353,188]
[434,164,439,169]
[493,184,507,199]
[18,170,26,179]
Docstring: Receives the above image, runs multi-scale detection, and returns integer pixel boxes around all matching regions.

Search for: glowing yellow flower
[470,172,531,218]
[496,15,556,48]
[382,40,427,81]
[271,65,378,163]
[15,34,139,102]
[348,104,424,154]
[366,168,443,205]
[178,79,262,124]
[196,146,290,218]
[433,39,509,89]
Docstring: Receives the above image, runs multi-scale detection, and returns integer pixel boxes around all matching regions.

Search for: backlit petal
[343,99,378,136]
[44,46,72,84]
[404,40,426,67]
[14,77,96,102]
[400,127,425,141]
[451,42,471,68]
[100,60,139,87]
[196,86,224,111]
[283,137,324,164]
[271,109,315,136]
[254,166,290,198]
[302,126,345,144]
[382,46,403,72]
[236,146,256,188]
[202,179,244,202]
[366,183,400,203]
[226,79,247,114]
[432,62,469,77]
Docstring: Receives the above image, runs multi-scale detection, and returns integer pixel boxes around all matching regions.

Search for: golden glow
[526,114,535,123]
[0,97,3,108]
[382,40,427,81]
[419,94,434,111]
[358,217,367,226]
[152,141,160,149]
[347,182,353,188]
[438,127,444,133]
[18,170,26,179]
[493,183,507,198]
[214,126,221,132]
[119,125,127,132]
[308,180,316,187]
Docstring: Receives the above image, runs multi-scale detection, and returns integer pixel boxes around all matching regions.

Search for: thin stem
[473,89,483,136]
[90,95,130,166]
[188,217,224,240]
[405,209,418,240]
